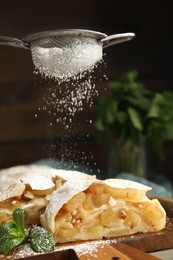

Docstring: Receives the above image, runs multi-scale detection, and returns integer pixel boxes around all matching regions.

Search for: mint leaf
[128,107,143,131]
[13,208,26,236]
[0,223,25,255]
[0,222,14,238]
[1,222,19,238]
[29,226,55,253]
[0,237,24,255]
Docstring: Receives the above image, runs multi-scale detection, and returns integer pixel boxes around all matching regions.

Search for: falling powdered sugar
[35,67,107,171]
[33,37,107,174]
[31,37,103,82]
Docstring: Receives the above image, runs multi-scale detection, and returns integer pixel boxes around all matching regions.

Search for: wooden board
[0,197,173,260]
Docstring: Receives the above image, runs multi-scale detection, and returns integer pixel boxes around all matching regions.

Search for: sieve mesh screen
[31,36,103,82]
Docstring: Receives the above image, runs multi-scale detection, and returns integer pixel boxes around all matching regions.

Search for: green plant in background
[146,91,173,158]
[94,70,173,176]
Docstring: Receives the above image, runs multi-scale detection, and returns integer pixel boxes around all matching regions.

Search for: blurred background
[0,0,173,186]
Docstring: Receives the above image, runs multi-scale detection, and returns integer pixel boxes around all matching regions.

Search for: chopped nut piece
[119,209,127,220]
[72,218,82,227]
[130,223,134,229]
[11,200,17,204]
[108,196,116,206]
[24,191,34,199]
[72,209,77,216]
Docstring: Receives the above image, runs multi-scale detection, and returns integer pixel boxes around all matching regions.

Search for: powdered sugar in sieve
[31,36,103,82]
[0,30,135,81]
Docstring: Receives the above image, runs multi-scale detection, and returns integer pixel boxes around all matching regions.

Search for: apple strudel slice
[0,167,95,225]
[40,178,166,243]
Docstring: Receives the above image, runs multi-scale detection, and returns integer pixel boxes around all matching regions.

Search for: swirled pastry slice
[41,179,166,243]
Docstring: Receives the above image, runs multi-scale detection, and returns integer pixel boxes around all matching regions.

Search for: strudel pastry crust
[0,165,95,189]
[0,165,166,244]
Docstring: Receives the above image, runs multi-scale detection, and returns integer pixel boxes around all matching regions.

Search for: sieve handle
[0,36,29,49]
[101,32,135,48]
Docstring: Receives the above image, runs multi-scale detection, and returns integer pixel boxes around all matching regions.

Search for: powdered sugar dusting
[33,36,107,176]
[4,240,113,259]
[21,176,55,190]
[32,37,103,82]
[35,62,107,173]
[56,240,113,257]
[2,243,37,259]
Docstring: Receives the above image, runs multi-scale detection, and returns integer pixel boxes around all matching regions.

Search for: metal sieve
[0,29,135,79]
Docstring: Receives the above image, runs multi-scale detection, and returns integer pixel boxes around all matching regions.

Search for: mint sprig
[0,208,27,255]
[0,208,55,255]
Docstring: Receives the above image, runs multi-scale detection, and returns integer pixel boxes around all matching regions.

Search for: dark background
[0,0,173,181]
